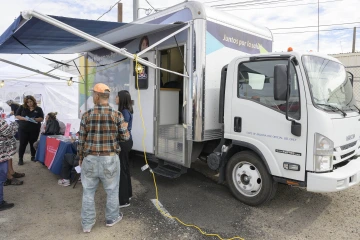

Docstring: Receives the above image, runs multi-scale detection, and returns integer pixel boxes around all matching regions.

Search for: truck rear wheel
[226,151,277,206]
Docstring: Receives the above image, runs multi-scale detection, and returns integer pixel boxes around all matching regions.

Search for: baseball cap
[92,83,110,93]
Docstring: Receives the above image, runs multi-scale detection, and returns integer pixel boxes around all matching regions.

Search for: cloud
[0,0,359,60]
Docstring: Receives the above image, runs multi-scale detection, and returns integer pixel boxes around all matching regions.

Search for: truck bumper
[307,158,360,192]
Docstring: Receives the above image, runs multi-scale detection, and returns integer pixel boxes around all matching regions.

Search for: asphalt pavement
[2,150,360,240]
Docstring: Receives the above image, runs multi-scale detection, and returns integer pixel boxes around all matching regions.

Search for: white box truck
[16,1,360,206]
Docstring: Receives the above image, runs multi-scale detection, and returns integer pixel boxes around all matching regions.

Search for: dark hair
[23,95,38,109]
[47,112,57,120]
[138,36,149,52]
[117,90,133,114]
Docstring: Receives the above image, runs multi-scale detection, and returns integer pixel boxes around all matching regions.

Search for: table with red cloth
[35,135,76,175]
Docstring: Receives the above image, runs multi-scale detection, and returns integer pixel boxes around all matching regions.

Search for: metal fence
[345,66,360,108]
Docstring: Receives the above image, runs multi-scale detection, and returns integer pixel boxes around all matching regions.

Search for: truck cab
[220,51,360,206]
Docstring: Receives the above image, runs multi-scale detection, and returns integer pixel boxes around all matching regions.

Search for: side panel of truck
[82,27,188,154]
[224,57,308,181]
[203,19,273,141]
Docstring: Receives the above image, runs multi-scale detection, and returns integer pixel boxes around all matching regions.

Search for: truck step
[152,162,187,179]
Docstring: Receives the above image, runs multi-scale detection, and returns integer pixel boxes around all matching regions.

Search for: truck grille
[340,141,357,151]
[341,150,355,159]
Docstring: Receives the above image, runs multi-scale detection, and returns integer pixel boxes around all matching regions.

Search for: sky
[0,0,359,63]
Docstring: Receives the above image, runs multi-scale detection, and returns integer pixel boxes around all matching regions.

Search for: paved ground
[1,150,360,240]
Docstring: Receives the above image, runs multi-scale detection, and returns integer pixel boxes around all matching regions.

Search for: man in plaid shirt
[78,83,130,233]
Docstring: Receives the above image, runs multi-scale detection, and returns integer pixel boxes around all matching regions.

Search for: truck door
[229,57,307,181]
[129,51,156,154]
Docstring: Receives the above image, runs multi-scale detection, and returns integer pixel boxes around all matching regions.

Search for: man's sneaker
[0,201,14,211]
[106,213,123,227]
[83,229,91,233]
[119,203,130,208]
[58,179,70,187]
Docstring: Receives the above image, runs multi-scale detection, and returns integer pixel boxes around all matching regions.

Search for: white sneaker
[119,203,130,208]
[58,179,70,187]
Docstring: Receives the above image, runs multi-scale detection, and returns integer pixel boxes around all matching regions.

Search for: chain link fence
[345,66,360,108]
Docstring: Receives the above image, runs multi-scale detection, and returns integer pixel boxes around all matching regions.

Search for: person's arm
[34,107,44,123]
[15,106,26,121]
[117,112,130,142]
[121,110,130,128]
[58,121,66,135]
[40,122,46,134]
[77,114,88,166]
[0,119,18,137]
[9,105,14,115]
[10,106,15,115]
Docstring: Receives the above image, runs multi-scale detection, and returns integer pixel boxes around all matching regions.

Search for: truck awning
[0,14,185,54]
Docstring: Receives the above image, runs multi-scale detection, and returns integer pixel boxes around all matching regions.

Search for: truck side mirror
[274,64,288,101]
[347,71,354,86]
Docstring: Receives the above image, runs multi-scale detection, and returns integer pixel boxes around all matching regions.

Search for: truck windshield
[302,55,355,112]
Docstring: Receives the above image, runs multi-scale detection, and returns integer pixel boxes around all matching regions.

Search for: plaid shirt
[0,119,18,162]
[77,104,130,161]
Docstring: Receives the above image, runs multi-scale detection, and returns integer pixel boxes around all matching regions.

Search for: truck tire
[226,151,277,206]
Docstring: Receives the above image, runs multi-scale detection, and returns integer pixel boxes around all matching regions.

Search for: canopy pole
[0,58,61,80]
[21,10,188,78]
[137,23,191,57]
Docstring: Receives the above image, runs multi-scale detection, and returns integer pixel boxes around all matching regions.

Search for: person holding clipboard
[15,95,44,165]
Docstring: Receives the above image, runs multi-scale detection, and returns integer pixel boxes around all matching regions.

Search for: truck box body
[79,2,273,167]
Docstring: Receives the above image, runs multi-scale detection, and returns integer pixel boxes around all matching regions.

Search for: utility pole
[352,27,357,53]
[340,41,343,53]
[118,2,123,22]
[133,0,139,21]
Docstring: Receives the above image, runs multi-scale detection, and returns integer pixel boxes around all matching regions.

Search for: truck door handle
[234,117,242,132]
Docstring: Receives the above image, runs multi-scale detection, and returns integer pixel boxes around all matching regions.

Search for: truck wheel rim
[232,161,262,197]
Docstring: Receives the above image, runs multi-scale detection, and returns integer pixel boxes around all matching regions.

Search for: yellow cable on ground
[133,54,244,240]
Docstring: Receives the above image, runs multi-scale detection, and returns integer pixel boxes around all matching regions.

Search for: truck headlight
[314,133,334,172]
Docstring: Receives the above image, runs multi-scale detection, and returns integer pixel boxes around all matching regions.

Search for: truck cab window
[238,60,300,120]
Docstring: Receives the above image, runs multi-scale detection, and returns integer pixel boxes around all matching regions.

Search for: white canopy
[0,55,80,125]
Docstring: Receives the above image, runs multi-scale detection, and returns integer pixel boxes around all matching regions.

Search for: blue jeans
[81,154,120,229]
[0,161,9,202]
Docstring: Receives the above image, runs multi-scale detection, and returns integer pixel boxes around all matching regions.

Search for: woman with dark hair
[33,112,61,151]
[15,95,44,165]
[139,36,149,52]
[43,112,60,135]
[116,90,133,208]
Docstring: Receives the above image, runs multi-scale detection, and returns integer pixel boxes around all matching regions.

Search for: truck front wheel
[226,151,277,206]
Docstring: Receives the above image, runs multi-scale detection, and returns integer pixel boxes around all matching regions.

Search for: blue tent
[0,13,185,54]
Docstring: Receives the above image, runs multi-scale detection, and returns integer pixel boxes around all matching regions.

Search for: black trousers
[18,129,40,159]
[60,153,79,179]
[119,139,133,205]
